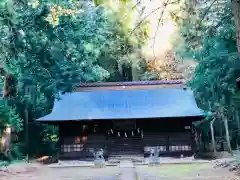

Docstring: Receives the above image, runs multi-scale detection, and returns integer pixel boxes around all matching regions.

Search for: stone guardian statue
[149,146,160,165]
[93,148,105,168]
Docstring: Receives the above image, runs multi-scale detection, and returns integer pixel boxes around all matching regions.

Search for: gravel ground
[1,162,240,180]
[136,163,240,180]
[1,165,120,180]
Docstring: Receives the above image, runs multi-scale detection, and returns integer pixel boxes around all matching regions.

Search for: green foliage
[172,0,238,112]
[0,0,149,158]
[170,0,240,151]
[0,100,22,131]
[1,0,148,99]
[41,124,58,143]
[0,0,142,117]
[40,124,59,156]
[95,0,149,81]
[7,142,24,160]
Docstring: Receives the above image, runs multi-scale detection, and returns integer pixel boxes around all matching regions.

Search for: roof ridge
[78,80,184,87]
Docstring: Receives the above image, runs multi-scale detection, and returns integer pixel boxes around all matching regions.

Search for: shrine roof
[37,84,204,122]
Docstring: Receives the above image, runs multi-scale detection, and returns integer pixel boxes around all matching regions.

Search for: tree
[143,50,183,80]
[232,0,240,52]
[0,99,22,159]
[93,0,149,81]
[0,0,149,157]
[171,0,238,153]
[1,0,142,116]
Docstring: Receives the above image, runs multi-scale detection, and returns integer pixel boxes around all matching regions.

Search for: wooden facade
[57,117,202,160]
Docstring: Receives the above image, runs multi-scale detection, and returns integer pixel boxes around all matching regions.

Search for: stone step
[108,156,145,163]
[119,161,136,180]
[109,148,143,151]
[109,154,143,157]
[109,153,143,156]
[119,160,134,168]
[119,169,136,180]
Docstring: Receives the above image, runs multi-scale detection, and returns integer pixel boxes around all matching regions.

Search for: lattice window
[61,144,83,153]
[158,146,167,152]
[144,146,167,152]
[169,145,191,152]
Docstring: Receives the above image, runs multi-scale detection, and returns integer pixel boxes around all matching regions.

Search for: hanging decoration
[137,128,140,134]
[107,128,143,138]
[82,125,87,133]
[93,124,98,133]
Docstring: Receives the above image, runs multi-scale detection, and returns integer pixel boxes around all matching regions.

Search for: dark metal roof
[78,80,184,87]
[37,87,203,122]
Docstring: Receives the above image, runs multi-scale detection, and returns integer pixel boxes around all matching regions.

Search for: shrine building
[37,80,204,160]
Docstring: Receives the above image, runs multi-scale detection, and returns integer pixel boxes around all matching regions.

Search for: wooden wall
[58,117,201,159]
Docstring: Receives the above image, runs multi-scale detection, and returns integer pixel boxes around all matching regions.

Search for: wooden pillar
[191,126,197,154]
[223,117,232,154]
[58,123,64,157]
[57,124,60,158]
[166,135,170,153]
[210,120,217,154]
[236,111,240,150]
[195,129,201,153]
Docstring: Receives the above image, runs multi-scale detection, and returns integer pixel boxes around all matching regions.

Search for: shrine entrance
[108,120,143,139]
[107,120,144,158]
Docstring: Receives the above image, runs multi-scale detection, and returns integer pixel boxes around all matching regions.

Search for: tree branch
[152,0,170,61]
[193,0,219,33]
[130,0,179,36]
[130,6,162,36]
[153,0,170,61]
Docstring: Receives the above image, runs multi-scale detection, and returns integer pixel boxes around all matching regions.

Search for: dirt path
[1,162,240,180]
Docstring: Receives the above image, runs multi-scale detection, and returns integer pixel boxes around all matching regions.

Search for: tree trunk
[1,126,12,160]
[210,119,217,154]
[2,71,17,99]
[1,72,14,159]
[236,111,240,150]
[223,117,233,154]
[131,66,140,81]
[1,71,16,159]
[232,0,240,52]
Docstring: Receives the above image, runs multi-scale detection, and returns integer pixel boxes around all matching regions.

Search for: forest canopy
[1,0,240,159]
[0,0,149,158]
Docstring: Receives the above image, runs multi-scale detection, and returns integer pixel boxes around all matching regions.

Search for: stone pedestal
[148,156,160,165]
[94,159,105,168]
[148,147,160,165]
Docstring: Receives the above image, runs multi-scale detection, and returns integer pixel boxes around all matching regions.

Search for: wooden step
[108,137,143,157]
[108,155,144,163]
